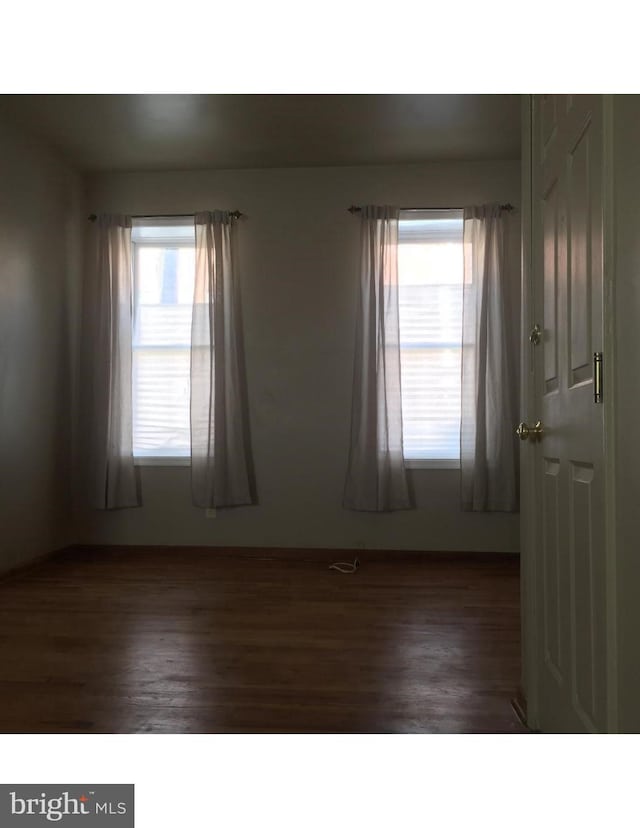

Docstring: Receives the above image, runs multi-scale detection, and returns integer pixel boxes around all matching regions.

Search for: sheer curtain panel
[461,205,518,512]
[84,215,140,509]
[343,206,411,512]
[191,211,255,508]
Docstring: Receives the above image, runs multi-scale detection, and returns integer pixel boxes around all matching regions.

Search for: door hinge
[594,352,603,403]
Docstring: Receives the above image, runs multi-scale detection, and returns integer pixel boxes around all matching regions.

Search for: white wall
[80,160,521,552]
[0,115,84,573]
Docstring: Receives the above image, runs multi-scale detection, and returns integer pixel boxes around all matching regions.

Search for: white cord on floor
[329,557,360,574]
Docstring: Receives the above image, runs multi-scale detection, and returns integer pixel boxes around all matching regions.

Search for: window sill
[134,457,457,470]
[134,456,190,467]
[405,459,460,470]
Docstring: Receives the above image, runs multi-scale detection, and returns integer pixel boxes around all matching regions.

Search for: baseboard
[66,544,519,565]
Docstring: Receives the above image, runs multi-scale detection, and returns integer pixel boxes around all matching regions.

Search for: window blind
[398,210,464,462]
[131,218,195,458]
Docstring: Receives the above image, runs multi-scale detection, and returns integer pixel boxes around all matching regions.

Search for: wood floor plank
[0,547,525,733]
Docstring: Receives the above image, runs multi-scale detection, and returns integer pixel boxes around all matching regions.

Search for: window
[131,218,195,461]
[398,210,464,466]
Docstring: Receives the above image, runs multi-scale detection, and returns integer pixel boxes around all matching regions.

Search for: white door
[526,94,609,732]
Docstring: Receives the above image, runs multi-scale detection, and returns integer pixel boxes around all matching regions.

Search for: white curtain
[343,206,411,512]
[461,205,518,512]
[191,211,255,508]
[84,215,140,509]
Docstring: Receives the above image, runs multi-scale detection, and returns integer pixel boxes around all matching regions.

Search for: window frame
[404,458,461,470]
[131,219,195,466]
[397,209,464,470]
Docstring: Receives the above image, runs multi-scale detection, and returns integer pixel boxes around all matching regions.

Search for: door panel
[571,461,595,723]
[568,121,592,382]
[531,95,608,732]
[542,457,561,675]
[543,179,559,392]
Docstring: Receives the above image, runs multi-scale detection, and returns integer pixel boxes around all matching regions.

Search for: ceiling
[1,94,521,172]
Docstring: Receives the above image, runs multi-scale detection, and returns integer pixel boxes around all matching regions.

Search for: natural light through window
[398,210,464,465]
[132,219,195,459]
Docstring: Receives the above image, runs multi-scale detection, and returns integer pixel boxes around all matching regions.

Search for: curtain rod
[347,204,514,214]
[87,211,244,222]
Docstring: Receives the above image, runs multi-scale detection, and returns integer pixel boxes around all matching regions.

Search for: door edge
[520,92,541,731]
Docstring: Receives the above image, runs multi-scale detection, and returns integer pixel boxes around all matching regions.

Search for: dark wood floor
[0,546,524,733]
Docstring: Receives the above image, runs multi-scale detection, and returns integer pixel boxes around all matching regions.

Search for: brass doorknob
[516,421,543,441]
